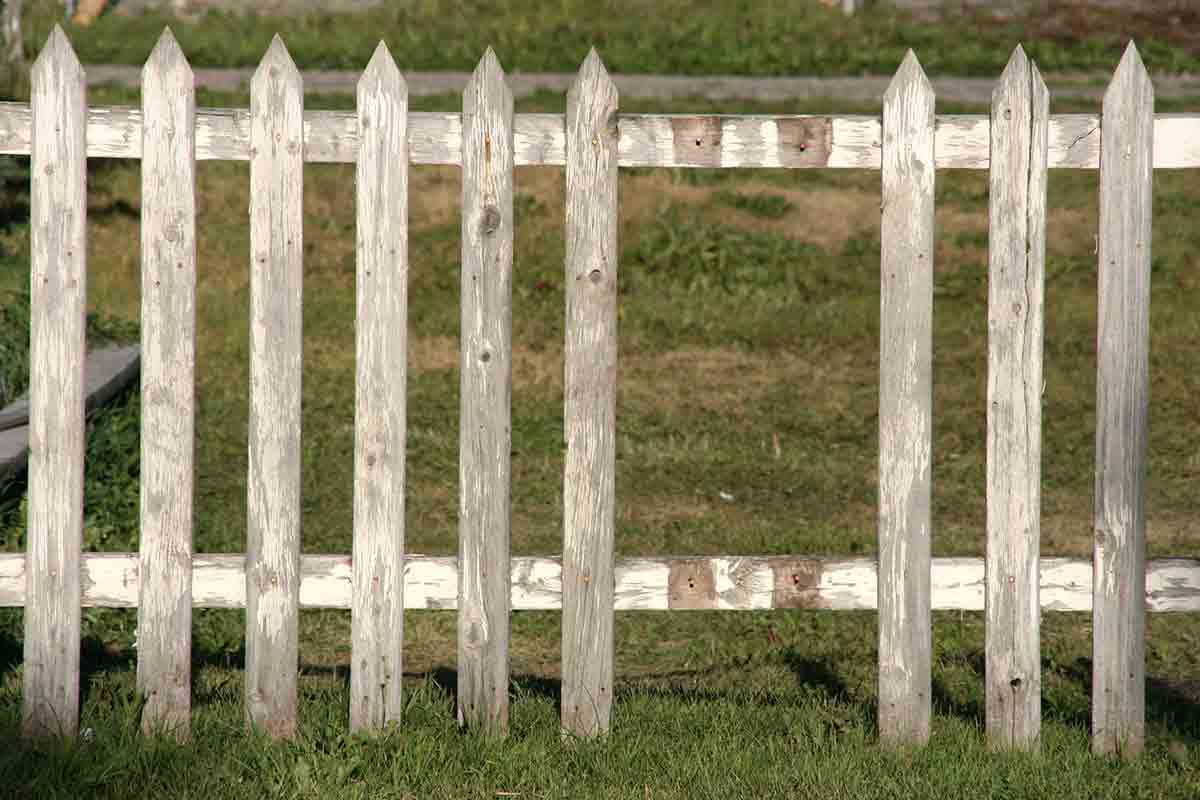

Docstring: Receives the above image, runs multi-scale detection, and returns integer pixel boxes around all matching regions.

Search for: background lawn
[0,2,1197,797]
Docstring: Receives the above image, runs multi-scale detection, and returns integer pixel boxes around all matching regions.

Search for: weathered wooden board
[349,42,408,734]
[984,47,1048,752]
[1092,43,1153,760]
[0,344,141,480]
[458,49,514,736]
[877,51,934,748]
[23,25,87,740]
[1,102,1196,168]
[136,29,197,742]
[561,50,619,739]
[0,345,142,433]
[0,553,1196,612]
[245,36,304,740]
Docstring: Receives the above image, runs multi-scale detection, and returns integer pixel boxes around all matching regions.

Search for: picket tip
[993,44,1047,106]
[471,47,506,83]
[884,49,932,103]
[33,24,82,76]
[143,28,192,80]
[1104,40,1153,107]
[359,41,405,93]
[569,48,616,100]
[251,33,301,88]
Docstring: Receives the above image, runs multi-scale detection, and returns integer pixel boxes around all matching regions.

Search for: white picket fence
[0,26,1198,755]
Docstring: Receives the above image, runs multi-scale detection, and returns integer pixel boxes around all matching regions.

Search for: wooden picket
[136,28,197,741]
[457,48,514,736]
[1092,43,1154,758]
[245,35,304,739]
[23,25,87,740]
[349,42,409,733]
[984,45,1048,751]
[877,50,935,748]
[6,27,1197,759]
[561,49,619,738]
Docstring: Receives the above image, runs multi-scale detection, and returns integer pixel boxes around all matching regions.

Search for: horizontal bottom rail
[0,554,1195,612]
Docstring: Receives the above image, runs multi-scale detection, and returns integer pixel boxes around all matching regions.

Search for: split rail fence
[0,27,1197,756]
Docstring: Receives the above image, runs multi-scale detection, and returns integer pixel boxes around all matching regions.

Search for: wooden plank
[349,42,408,734]
[458,48,514,736]
[984,46,1049,752]
[136,29,196,742]
[1,553,1196,613]
[0,345,141,433]
[245,35,304,740]
[1093,43,1154,760]
[1,102,1195,169]
[877,50,935,749]
[561,50,619,739]
[23,25,87,740]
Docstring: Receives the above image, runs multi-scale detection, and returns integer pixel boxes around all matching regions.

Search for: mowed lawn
[0,9,1198,798]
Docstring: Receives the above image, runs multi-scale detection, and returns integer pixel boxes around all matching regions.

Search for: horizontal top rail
[0,103,1196,169]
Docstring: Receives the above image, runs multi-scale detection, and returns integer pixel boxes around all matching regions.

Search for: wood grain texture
[561,50,618,739]
[350,42,408,734]
[1,553,1195,612]
[1,102,1195,168]
[877,50,934,749]
[136,29,196,741]
[245,35,303,740]
[984,46,1048,752]
[23,25,86,740]
[458,49,513,736]
[1093,43,1153,759]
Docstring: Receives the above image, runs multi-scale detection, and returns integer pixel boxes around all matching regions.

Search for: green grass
[0,24,1199,797]
[16,0,1200,77]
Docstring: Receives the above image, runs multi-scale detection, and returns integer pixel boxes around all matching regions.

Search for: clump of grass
[712,189,795,220]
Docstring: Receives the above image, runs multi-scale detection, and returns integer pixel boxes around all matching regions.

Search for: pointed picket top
[465,47,512,110]
[251,34,302,94]
[568,48,617,105]
[993,44,1048,112]
[884,49,932,105]
[1104,41,1153,109]
[358,40,406,97]
[143,28,193,88]
[32,24,83,80]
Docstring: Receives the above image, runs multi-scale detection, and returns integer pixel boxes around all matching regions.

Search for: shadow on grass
[0,629,1196,747]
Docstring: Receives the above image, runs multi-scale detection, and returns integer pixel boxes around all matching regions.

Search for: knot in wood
[482,205,502,235]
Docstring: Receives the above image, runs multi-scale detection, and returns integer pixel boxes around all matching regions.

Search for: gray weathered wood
[877,50,934,748]
[136,28,196,741]
[1093,42,1153,759]
[561,50,618,739]
[350,41,408,734]
[1,553,1198,613]
[458,49,513,736]
[245,35,303,740]
[984,46,1049,752]
[5,102,1197,169]
[0,346,140,483]
[23,26,86,740]
[0,344,141,434]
